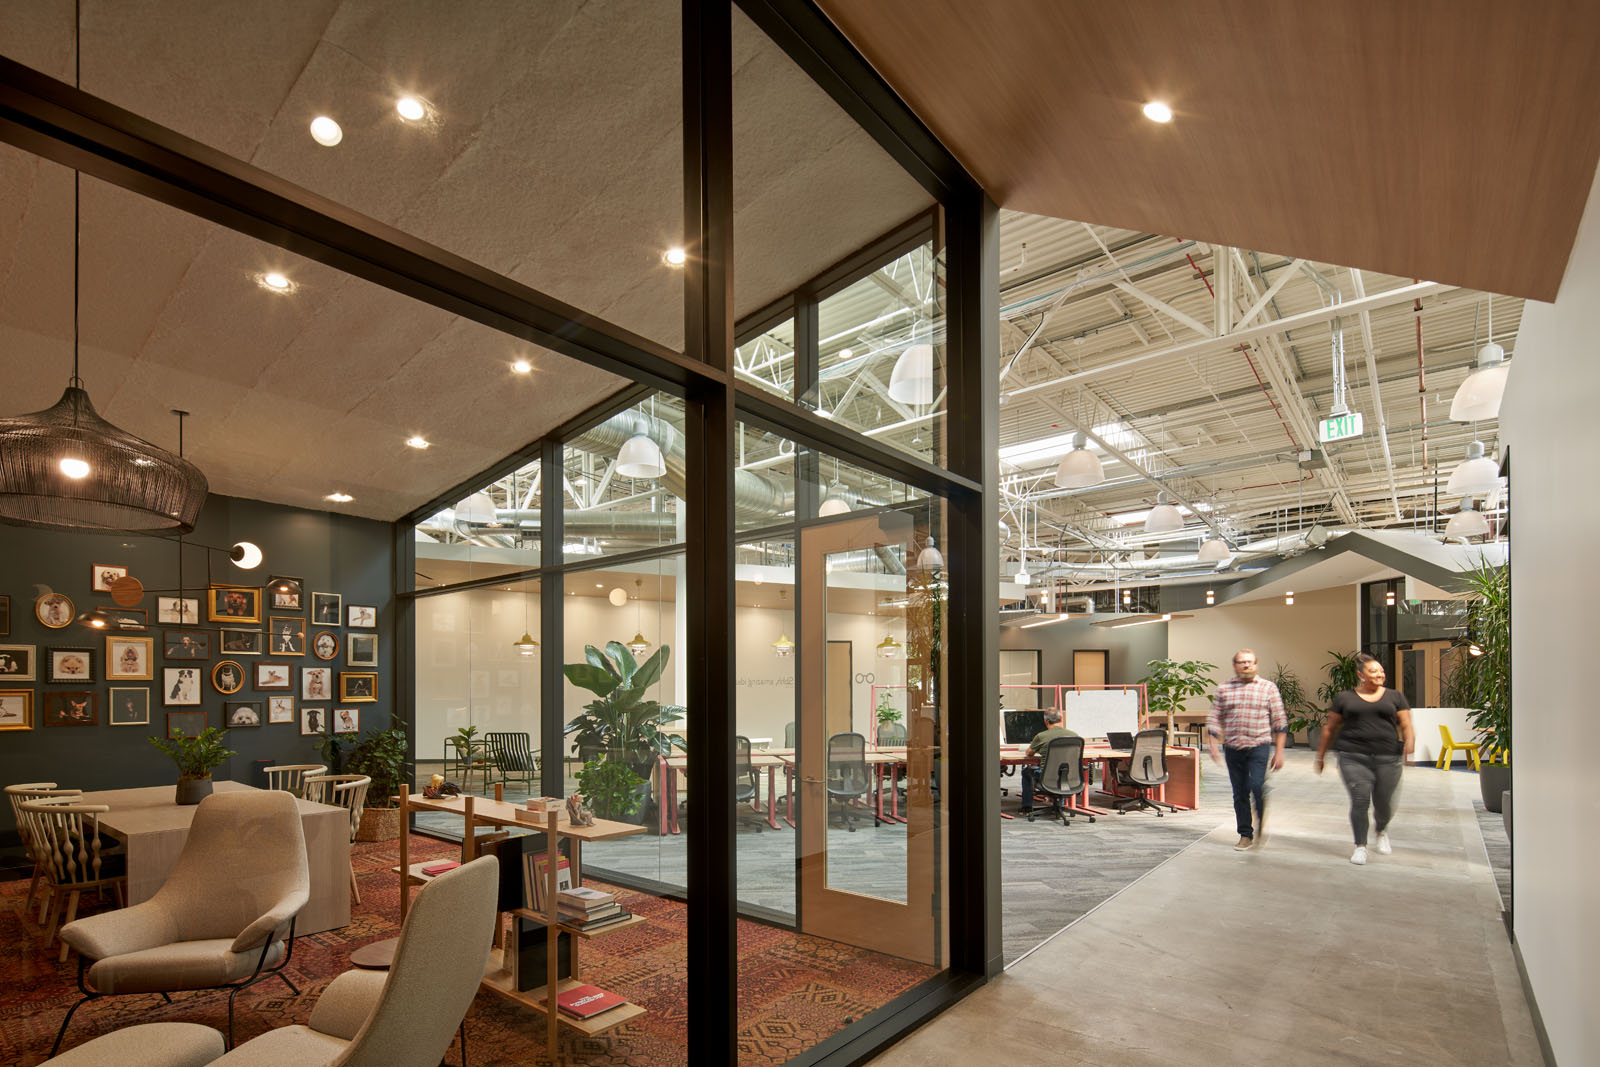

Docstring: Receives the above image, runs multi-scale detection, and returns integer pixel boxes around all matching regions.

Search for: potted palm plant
[148,726,237,805]
[563,642,684,823]
[343,722,411,840]
[1140,658,1217,733]
[1449,560,1511,812]
[1314,651,1363,750]
[1272,663,1320,746]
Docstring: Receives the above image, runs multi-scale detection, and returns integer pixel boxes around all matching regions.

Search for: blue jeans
[1223,743,1272,838]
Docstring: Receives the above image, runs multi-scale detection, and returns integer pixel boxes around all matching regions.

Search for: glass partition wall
[1,0,996,1059]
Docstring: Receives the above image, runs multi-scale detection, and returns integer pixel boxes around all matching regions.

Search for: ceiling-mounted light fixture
[1053,432,1104,489]
[916,536,945,572]
[616,432,665,479]
[457,492,496,524]
[1144,495,1183,535]
[1444,498,1490,538]
[888,342,934,405]
[608,587,628,607]
[877,634,902,659]
[230,542,263,570]
[1446,441,1500,496]
[819,489,850,517]
[773,589,794,657]
[0,139,208,533]
[1122,589,1132,606]
[1385,588,1397,607]
[1451,297,1510,421]
[626,578,651,657]
[512,631,539,657]
[1197,537,1231,564]
[1284,591,1295,606]
[1205,588,1215,606]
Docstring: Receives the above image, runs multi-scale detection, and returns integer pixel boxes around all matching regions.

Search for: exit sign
[1318,411,1364,443]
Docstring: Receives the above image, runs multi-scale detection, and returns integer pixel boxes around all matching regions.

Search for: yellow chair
[1437,725,1481,771]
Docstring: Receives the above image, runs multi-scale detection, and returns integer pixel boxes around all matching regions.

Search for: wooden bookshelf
[399,793,647,1059]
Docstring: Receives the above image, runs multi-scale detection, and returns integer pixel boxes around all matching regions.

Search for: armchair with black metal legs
[827,732,875,831]
[1028,735,1094,825]
[735,735,764,832]
[1115,728,1177,816]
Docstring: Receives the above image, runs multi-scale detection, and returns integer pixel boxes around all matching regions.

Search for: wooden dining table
[80,780,352,935]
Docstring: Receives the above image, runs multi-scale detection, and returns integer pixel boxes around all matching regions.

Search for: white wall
[414,589,542,760]
[1167,586,1359,715]
[1501,162,1600,1065]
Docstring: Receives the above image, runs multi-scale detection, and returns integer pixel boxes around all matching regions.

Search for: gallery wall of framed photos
[0,493,396,837]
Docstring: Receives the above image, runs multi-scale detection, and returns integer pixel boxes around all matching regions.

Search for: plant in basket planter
[148,727,236,805]
[564,642,685,823]
[342,721,411,840]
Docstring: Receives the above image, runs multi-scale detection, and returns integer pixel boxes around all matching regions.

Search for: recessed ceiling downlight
[326,492,353,503]
[511,359,532,374]
[1142,101,1173,123]
[662,247,687,267]
[406,436,430,450]
[309,116,343,146]
[396,96,427,121]
[260,272,292,292]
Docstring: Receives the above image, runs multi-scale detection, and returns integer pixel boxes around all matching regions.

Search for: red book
[420,860,460,876]
[556,983,627,1019]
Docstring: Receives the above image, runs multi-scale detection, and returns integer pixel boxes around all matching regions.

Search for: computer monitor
[1002,708,1048,745]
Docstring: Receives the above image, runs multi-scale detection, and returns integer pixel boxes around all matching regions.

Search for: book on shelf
[555,983,628,1019]
[560,907,632,931]
[558,900,622,922]
[522,853,573,912]
[419,860,460,877]
[558,886,614,908]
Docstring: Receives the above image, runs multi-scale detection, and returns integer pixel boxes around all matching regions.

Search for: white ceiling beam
[1110,279,1214,339]
[1233,257,1306,330]
[1350,268,1404,522]
[1006,280,1449,399]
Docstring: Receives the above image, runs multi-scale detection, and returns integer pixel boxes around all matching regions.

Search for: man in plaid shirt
[1207,649,1287,850]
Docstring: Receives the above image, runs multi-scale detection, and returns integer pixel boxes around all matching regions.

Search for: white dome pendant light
[1054,432,1104,489]
[1144,494,1183,535]
[1444,498,1490,538]
[888,340,935,405]
[616,433,665,479]
[1450,297,1510,422]
[1446,440,1500,496]
[1197,537,1231,564]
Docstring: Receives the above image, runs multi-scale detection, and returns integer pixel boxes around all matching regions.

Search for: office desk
[1080,744,1200,809]
[659,752,792,834]
[999,744,1108,817]
[81,781,351,934]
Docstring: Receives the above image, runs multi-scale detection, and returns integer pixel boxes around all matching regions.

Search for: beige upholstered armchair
[53,791,310,1054]
[43,856,500,1067]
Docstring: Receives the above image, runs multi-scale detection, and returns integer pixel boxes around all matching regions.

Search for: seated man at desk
[1017,710,1079,815]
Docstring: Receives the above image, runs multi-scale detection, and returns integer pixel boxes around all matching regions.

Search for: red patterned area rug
[0,834,936,1066]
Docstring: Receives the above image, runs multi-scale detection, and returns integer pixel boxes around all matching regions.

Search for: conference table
[80,780,352,935]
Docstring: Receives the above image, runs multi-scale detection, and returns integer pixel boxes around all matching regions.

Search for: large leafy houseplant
[344,721,410,808]
[1318,651,1363,708]
[1272,663,1322,739]
[1449,560,1511,758]
[148,726,236,805]
[1141,658,1217,729]
[564,642,684,821]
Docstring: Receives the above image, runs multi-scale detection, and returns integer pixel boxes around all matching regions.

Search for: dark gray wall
[998,616,1168,687]
[0,494,393,834]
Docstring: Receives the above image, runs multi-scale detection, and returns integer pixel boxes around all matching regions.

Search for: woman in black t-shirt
[1314,652,1414,865]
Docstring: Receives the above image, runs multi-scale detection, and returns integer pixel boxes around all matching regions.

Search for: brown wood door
[1073,649,1109,686]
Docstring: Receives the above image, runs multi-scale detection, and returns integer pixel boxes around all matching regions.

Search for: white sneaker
[1350,846,1368,865]
[1376,832,1392,855]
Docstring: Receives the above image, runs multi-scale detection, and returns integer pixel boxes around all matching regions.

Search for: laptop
[1106,731,1135,750]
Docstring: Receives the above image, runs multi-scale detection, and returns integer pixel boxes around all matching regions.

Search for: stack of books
[556,886,631,930]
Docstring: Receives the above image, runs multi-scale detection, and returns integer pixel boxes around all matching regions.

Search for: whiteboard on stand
[1063,688,1140,740]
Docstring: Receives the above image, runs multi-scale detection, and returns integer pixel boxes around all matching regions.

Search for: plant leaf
[606,641,639,683]
[585,645,619,678]
[630,645,669,691]
[564,663,620,697]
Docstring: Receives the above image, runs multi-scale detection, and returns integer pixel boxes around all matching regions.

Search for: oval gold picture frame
[211,659,245,695]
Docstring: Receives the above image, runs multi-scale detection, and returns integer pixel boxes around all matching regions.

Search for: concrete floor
[871,748,1542,1066]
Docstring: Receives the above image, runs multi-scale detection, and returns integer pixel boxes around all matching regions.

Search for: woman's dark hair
[1355,652,1381,669]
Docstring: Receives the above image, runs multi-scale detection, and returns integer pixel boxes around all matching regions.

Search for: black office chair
[735,735,764,832]
[486,731,538,795]
[1115,728,1176,816]
[783,721,796,749]
[1029,735,1094,826]
[827,732,874,831]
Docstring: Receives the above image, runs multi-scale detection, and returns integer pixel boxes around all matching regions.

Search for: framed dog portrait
[311,592,341,627]
[157,596,200,625]
[254,661,293,690]
[207,584,262,624]
[269,617,305,656]
[312,630,340,661]
[163,630,210,660]
[106,635,154,680]
[91,564,129,593]
[0,645,37,682]
[225,700,263,728]
[163,666,202,706]
[43,691,97,726]
[108,687,150,726]
[266,576,303,612]
[301,666,333,701]
[339,672,377,702]
[346,605,377,629]
[300,706,327,736]
[267,695,295,724]
[333,707,360,734]
[0,689,33,731]
[47,647,94,684]
[211,660,245,695]
[99,607,148,632]
[345,633,378,667]
[35,593,73,629]
[219,628,264,656]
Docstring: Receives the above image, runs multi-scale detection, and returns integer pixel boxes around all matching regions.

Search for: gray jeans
[1337,752,1403,846]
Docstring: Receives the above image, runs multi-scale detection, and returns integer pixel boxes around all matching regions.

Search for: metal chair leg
[50,995,91,1056]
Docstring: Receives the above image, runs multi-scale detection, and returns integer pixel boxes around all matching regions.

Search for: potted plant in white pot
[148,726,236,805]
